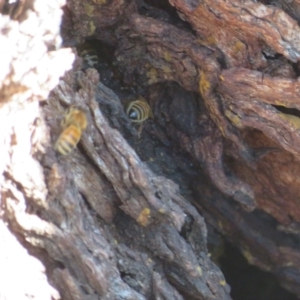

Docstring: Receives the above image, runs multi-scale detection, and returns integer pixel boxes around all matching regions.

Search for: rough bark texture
[3,0,300,299]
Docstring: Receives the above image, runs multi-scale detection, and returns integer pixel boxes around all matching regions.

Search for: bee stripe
[55,126,81,155]
[127,100,151,123]
[129,104,145,120]
[57,141,73,155]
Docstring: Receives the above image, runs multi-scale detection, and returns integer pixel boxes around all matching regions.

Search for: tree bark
[3,0,300,299]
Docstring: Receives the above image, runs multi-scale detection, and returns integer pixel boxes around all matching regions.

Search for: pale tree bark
[2,0,300,299]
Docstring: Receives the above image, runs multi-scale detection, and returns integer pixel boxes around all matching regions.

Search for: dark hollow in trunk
[3,0,300,299]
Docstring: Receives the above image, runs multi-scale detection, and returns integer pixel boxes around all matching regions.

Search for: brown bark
[3,0,300,299]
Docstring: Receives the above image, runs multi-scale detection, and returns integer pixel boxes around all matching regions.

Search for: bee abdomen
[126,100,152,123]
[55,125,81,155]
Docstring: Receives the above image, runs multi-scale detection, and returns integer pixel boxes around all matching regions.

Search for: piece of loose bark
[4,0,300,298]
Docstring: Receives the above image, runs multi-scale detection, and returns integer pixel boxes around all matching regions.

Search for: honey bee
[55,106,87,155]
[77,43,98,69]
[126,97,153,123]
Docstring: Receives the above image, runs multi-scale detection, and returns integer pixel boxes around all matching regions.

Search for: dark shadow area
[219,242,298,300]
[142,0,194,32]
[272,105,300,119]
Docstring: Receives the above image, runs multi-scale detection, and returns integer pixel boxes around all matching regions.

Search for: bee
[126,96,153,123]
[55,106,87,155]
[77,43,98,69]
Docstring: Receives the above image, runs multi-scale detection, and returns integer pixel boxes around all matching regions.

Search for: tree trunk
[2,0,300,299]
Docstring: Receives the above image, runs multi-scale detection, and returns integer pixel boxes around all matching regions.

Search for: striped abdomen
[55,125,82,155]
[126,100,152,123]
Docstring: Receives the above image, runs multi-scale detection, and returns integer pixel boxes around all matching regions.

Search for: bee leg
[137,123,144,138]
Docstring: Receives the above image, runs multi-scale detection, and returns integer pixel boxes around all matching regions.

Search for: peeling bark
[3,0,300,299]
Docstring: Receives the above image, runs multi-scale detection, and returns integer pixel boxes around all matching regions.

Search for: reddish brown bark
[3,0,300,299]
